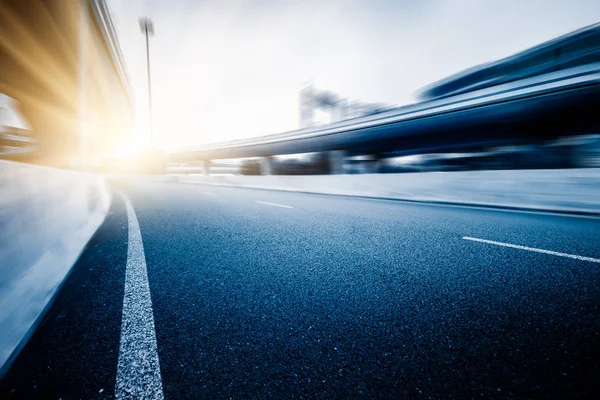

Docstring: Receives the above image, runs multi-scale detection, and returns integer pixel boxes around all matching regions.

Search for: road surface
[2,178,600,399]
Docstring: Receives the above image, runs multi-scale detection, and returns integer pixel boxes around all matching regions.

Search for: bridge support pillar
[200,160,209,175]
[571,134,600,167]
[259,156,274,175]
[328,150,347,174]
[369,155,383,174]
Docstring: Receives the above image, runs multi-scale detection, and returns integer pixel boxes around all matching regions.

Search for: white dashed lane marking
[463,236,600,263]
[115,193,164,399]
[256,201,294,209]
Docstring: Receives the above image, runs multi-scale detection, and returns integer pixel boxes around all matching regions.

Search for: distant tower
[300,83,393,128]
[300,83,314,128]
[335,98,348,122]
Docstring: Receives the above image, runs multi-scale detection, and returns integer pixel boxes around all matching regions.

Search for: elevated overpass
[170,23,600,174]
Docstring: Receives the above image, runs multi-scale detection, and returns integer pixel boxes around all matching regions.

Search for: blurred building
[299,85,394,128]
[417,23,600,101]
[0,0,133,167]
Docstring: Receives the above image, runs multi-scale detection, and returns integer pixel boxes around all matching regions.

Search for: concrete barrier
[164,169,600,214]
[0,161,111,375]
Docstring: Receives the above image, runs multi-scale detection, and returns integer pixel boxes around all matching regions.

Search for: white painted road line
[256,200,294,209]
[463,236,600,264]
[116,193,164,399]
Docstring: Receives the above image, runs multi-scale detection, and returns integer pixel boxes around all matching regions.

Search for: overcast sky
[105,0,600,150]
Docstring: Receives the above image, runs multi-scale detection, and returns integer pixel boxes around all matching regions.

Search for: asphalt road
[2,178,600,399]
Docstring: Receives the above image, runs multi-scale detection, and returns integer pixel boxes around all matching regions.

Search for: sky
[105,0,600,151]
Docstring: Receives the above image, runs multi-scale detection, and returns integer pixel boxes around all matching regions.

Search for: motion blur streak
[1,1,600,399]
[0,0,133,167]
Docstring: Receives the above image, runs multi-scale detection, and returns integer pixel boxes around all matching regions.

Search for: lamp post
[139,17,154,147]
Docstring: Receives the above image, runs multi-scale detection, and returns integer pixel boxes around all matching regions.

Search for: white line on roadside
[256,200,294,209]
[115,193,164,399]
[462,236,600,263]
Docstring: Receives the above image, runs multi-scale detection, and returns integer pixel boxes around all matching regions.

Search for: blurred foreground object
[0,160,110,375]
[0,0,133,167]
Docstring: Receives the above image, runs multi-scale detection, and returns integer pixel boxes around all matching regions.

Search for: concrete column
[200,160,209,175]
[370,155,384,174]
[571,134,600,167]
[259,156,274,175]
[328,150,347,174]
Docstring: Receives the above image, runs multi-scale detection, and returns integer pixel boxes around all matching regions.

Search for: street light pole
[139,17,154,147]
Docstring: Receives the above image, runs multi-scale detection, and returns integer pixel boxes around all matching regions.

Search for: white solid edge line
[115,192,165,399]
[256,200,294,209]
[462,236,600,264]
